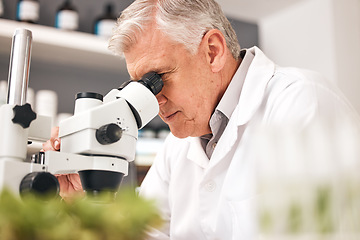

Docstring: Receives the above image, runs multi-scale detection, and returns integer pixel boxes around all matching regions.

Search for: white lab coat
[139,47,357,240]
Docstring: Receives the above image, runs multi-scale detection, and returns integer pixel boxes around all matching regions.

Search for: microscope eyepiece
[138,72,163,95]
[76,92,103,101]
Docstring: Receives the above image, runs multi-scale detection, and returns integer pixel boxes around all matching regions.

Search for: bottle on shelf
[35,90,58,127]
[16,0,40,24]
[55,0,79,31]
[0,0,4,18]
[94,3,117,39]
[0,81,7,106]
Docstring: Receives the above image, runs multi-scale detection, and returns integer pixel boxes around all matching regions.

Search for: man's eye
[160,73,169,81]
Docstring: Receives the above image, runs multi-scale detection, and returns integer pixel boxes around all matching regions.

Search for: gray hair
[109,0,241,59]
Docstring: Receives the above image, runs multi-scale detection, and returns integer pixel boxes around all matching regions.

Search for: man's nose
[156,93,167,106]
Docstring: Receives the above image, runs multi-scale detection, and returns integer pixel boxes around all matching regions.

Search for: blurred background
[0,0,260,187]
[0,0,258,115]
[1,0,358,123]
[0,1,359,238]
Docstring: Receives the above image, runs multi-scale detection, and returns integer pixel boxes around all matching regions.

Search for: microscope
[0,28,163,198]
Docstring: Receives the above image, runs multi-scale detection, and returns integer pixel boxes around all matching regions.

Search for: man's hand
[55,173,84,201]
[42,126,84,200]
[42,126,61,151]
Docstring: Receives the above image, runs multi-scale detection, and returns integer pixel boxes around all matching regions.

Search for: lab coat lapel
[206,111,240,172]
[208,47,276,169]
[236,47,275,125]
[186,137,209,169]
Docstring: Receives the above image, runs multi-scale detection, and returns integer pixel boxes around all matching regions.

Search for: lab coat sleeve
[139,134,173,240]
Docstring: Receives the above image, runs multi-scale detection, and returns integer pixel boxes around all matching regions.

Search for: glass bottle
[94,3,117,39]
[0,81,7,106]
[0,0,4,18]
[55,0,79,31]
[16,0,40,23]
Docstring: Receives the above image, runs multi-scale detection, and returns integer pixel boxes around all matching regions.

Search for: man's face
[124,27,222,138]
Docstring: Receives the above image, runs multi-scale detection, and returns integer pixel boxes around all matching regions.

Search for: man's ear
[202,29,227,73]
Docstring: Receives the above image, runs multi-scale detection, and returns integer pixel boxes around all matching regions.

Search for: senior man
[43,0,358,239]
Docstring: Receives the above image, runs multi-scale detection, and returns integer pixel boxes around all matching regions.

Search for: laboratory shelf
[0,18,126,73]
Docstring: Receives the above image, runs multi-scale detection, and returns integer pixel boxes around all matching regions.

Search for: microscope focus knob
[12,103,37,128]
[96,123,122,145]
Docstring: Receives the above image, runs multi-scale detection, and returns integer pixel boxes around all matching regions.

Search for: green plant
[0,188,162,240]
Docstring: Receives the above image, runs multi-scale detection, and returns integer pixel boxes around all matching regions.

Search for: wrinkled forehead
[124,28,181,80]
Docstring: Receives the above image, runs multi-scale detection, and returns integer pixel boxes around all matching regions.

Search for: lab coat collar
[235,46,275,126]
[205,47,275,171]
[186,47,275,168]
